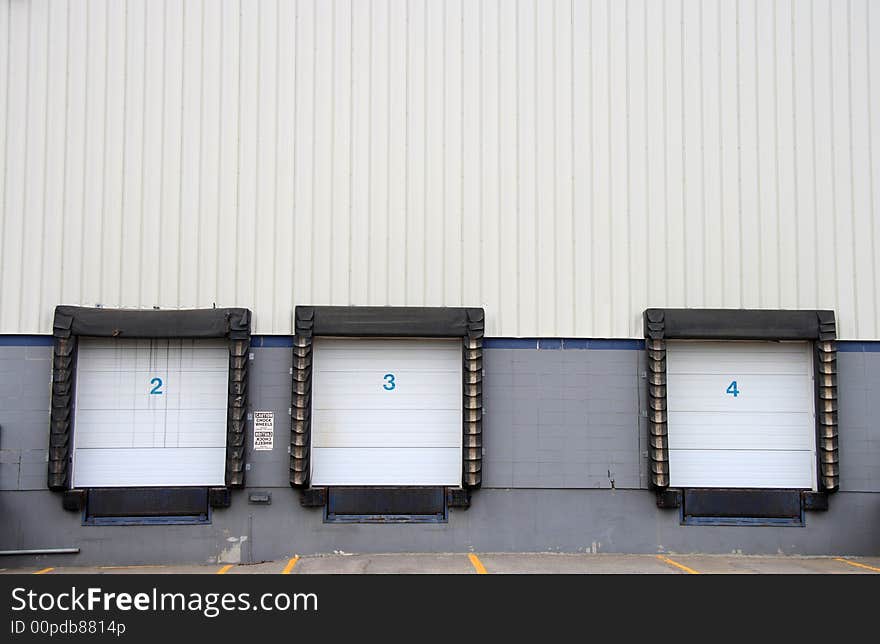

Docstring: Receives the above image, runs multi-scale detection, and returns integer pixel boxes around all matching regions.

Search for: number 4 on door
[726,380,739,397]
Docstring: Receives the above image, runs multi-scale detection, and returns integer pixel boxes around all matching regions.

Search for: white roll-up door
[666,340,817,490]
[72,338,229,487]
[311,338,462,486]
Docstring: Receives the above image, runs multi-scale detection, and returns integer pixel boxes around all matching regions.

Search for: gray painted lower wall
[0,344,52,491]
[1,341,879,565]
[483,347,645,489]
[3,489,879,567]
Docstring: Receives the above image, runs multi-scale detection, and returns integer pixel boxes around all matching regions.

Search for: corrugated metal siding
[1,0,878,338]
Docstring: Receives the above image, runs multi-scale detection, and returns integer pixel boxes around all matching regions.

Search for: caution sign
[253,411,274,451]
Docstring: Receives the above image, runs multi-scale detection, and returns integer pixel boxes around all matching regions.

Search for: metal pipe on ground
[0,549,80,556]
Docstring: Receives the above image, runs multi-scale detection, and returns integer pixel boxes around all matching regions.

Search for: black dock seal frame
[48,305,252,516]
[643,308,838,518]
[290,306,484,514]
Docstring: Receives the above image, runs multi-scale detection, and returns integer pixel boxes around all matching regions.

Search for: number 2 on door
[150,377,164,395]
[725,380,739,397]
[383,374,396,391]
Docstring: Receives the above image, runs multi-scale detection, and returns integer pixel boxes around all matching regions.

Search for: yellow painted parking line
[468,553,488,575]
[657,555,701,575]
[834,557,880,573]
[282,556,300,574]
[216,564,234,575]
[33,568,54,575]
[99,565,166,570]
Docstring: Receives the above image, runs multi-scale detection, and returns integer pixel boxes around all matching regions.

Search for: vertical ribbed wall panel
[1,0,878,339]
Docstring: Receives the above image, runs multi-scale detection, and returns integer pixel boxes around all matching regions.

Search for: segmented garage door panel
[73,448,227,488]
[311,448,463,486]
[666,341,815,374]
[313,339,464,369]
[75,339,230,370]
[73,410,229,449]
[312,409,462,448]
[666,412,816,451]
[72,338,229,487]
[311,338,463,486]
[75,370,229,409]
[666,341,816,490]
[668,450,817,489]
[667,375,814,413]
[316,370,462,394]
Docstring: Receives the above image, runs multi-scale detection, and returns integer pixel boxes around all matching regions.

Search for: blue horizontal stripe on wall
[483,339,880,351]
[561,339,645,350]
[0,335,877,352]
[837,341,880,352]
[251,336,294,348]
[483,338,645,350]
[482,338,539,349]
[0,335,54,346]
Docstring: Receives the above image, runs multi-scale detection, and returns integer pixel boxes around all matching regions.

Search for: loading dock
[290,306,484,518]
[644,308,838,521]
[47,306,251,519]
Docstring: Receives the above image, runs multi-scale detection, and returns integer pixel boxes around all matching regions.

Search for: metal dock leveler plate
[290,306,484,519]
[48,306,251,519]
[643,308,838,521]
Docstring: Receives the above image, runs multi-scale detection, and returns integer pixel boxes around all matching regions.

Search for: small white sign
[253,411,274,451]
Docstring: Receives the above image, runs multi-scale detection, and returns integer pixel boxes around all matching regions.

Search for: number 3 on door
[383,374,396,391]
[725,380,739,398]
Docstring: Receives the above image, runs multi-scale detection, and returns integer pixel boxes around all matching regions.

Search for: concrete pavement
[2,553,879,575]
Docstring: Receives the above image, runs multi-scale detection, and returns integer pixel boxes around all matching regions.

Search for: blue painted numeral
[383,374,396,391]
[150,377,164,395]
[725,380,739,397]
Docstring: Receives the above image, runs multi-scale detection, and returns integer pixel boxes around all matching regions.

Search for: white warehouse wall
[0,0,878,338]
